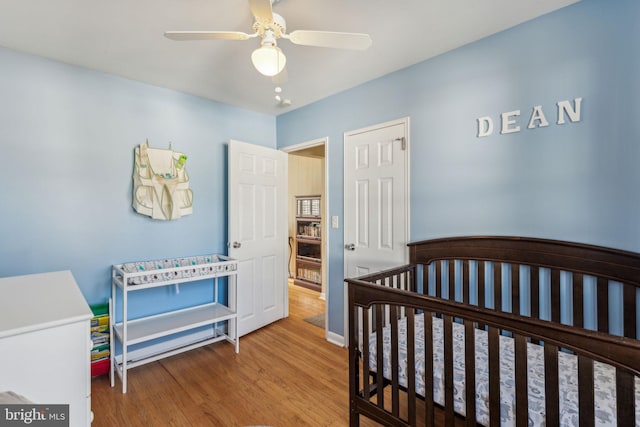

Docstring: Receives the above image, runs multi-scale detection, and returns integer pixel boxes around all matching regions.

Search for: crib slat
[424,313,435,427]
[577,355,594,427]
[449,260,455,301]
[512,264,520,315]
[408,268,416,293]
[623,283,636,339]
[493,263,502,311]
[375,305,385,410]
[443,315,455,426]
[362,308,371,400]
[573,273,584,328]
[389,305,400,417]
[478,262,486,310]
[488,327,500,427]
[464,322,476,426]
[544,344,559,425]
[435,261,442,298]
[551,269,561,323]
[463,260,470,304]
[421,263,428,296]
[531,267,540,319]
[407,309,416,425]
[398,278,407,318]
[616,369,634,427]
[597,277,609,333]
[477,262,487,332]
[514,334,528,427]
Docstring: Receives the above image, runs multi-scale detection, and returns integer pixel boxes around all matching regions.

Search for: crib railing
[347,262,640,426]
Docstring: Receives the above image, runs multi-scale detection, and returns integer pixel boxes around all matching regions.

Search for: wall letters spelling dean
[477,97,582,138]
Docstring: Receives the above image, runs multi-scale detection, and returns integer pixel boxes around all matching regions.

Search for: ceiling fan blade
[248,0,273,23]
[286,31,372,50]
[164,31,254,41]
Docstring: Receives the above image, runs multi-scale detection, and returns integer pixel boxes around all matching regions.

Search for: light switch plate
[331,216,339,229]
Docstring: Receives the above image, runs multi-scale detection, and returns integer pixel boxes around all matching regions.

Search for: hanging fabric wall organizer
[132,141,193,220]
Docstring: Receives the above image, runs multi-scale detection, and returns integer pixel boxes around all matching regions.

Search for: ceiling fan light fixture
[251,45,286,77]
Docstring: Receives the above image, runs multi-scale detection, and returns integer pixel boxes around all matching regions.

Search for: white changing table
[110,254,238,393]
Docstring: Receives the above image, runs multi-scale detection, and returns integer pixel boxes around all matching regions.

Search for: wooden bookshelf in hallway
[294,195,322,292]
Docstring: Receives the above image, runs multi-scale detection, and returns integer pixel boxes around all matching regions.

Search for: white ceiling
[0,0,580,115]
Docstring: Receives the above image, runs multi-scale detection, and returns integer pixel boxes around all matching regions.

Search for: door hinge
[394,137,406,150]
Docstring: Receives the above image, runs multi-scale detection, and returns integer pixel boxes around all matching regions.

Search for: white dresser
[0,270,93,426]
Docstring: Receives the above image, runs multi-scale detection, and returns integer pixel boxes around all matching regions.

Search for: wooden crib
[346,236,640,426]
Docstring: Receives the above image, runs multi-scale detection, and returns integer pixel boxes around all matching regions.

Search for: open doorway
[283,138,328,335]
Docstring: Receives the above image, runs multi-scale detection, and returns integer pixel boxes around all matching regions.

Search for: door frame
[342,117,411,344]
[282,136,330,339]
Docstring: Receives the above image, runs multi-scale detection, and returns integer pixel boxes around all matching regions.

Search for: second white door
[344,118,410,279]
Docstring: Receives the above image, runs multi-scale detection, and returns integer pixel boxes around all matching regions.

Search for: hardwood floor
[91,284,380,426]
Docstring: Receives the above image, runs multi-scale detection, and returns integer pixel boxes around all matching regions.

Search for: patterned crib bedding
[369,314,640,426]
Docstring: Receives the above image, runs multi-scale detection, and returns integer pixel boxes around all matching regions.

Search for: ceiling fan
[164,0,372,77]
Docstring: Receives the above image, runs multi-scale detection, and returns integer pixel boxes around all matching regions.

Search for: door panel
[229,140,287,336]
[239,184,255,241]
[262,255,276,310]
[379,177,393,249]
[356,179,369,247]
[237,259,255,325]
[263,185,277,238]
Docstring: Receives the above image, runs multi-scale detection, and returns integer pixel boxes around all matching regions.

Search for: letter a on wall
[132,142,193,220]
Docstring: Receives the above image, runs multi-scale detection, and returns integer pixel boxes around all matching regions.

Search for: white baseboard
[326,330,345,347]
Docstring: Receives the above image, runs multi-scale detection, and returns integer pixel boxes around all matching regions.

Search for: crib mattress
[369,314,640,426]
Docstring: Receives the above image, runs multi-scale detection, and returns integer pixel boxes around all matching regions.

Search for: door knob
[232,242,242,249]
[345,243,355,251]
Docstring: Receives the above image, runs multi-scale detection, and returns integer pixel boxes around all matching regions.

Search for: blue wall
[276,0,640,335]
[0,47,276,315]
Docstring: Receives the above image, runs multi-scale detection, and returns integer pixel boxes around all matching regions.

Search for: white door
[344,118,409,280]
[228,140,288,336]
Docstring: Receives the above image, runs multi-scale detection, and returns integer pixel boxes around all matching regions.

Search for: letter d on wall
[477,116,493,137]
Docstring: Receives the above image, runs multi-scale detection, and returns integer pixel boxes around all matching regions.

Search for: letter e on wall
[501,110,521,134]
